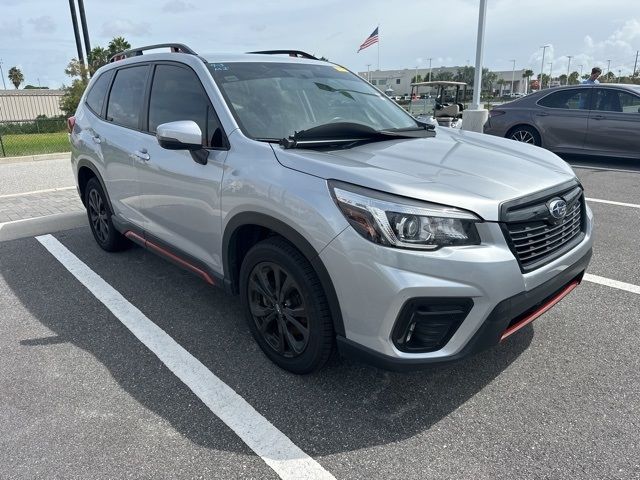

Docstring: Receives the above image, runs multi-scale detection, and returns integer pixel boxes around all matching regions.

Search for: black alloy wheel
[84,177,129,252]
[247,261,310,358]
[239,237,334,374]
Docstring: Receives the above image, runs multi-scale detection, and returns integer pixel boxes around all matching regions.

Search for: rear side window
[85,70,113,117]
[593,89,640,113]
[106,65,149,129]
[148,64,223,147]
[538,89,591,110]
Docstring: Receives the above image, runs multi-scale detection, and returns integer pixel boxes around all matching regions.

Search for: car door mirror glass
[156,121,203,151]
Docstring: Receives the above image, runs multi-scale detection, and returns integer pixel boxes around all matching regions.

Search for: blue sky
[1,0,639,88]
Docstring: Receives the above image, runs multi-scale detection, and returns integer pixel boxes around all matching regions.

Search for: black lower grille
[501,184,585,272]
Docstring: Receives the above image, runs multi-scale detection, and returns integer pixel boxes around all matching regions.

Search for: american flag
[357,27,379,52]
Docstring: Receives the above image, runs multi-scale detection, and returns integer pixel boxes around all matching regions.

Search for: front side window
[594,89,640,113]
[148,64,223,147]
[106,65,149,129]
[538,89,591,110]
[85,70,114,117]
[209,62,417,139]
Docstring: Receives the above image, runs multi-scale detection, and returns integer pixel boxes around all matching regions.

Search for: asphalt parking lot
[1,158,639,479]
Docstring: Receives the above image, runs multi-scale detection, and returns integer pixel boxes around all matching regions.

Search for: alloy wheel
[247,261,310,358]
[510,130,536,144]
[88,188,109,244]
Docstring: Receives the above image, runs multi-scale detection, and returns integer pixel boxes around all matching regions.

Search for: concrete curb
[0,211,86,242]
[0,152,71,165]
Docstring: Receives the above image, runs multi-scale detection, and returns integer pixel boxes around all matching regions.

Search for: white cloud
[162,1,194,13]
[28,15,56,34]
[101,19,151,37]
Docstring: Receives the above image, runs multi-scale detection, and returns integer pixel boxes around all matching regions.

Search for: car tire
[239,237,334,374]
[85,177,129,252]
[507,125,541,146]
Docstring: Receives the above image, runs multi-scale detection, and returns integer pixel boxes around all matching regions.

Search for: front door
[585,87,640,158]
[135,62,228,272]
[533,87,593,152]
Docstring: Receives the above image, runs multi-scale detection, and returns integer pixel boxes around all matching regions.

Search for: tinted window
[538,89,591,110]
[593,89,640,113]
[106,65,149,129]
[148,64,222,147]
[85,70,113,116]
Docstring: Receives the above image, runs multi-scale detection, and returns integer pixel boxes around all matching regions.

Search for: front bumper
[319,207,593,370]
[336,247,591,371]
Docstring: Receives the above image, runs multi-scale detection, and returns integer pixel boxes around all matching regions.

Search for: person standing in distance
[582,67,602,84]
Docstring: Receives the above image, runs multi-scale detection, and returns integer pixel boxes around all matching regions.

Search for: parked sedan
[484,84,640,159]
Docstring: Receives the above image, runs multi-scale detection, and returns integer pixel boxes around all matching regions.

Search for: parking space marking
[586,198,640,209]
[35,234,335,480]
[584,274,640,296]
[0,186,75,199]
[572,165,640,174]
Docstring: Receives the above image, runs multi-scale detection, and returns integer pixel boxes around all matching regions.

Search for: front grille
[501,184,585,272]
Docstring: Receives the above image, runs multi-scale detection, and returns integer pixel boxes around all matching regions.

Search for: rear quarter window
[106,65,149,129]
[85,70,114,117]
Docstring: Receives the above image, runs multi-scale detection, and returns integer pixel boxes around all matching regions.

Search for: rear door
[585,87,640,158]
[98,64,150,227]
[533,88,593,151]
[135,62,228,271]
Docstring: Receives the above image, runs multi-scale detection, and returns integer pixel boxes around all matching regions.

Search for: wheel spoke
[250,277,274,303]
[257,268,276,301]
[275,317,286,353]
[258,312,277,333]
[283,323,306,355]
[283,308,308,333]
[278,274,294,303]
[250,301,272,318]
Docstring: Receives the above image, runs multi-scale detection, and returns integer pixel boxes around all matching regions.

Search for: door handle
[133,149,150,161]
[536,112,549,116]
[592,114,606,120]
[92,135,101,144]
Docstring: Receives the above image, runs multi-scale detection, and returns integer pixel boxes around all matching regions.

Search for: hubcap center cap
[275,304,282,315]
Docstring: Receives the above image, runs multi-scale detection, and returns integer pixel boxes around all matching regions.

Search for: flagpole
[377,24,380,71]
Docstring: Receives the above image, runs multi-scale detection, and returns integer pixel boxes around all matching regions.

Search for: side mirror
[157,120,203,150]
[156,120,208,165]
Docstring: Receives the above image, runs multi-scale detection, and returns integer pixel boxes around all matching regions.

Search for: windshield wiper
[279,122,435,149]
[314,82,378,100]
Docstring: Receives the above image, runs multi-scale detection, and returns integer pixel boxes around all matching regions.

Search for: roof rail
[247,50,319,60]
[109,43,197,63]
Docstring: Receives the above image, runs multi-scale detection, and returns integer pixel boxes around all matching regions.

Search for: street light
[0,59,7,90]
[510,59,516,94]
[540,45,550,90]
[566,55,573,84]
[578,64,584,78]
[549,61,553,84]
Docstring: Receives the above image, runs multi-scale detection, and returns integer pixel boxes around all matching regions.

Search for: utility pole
[578,64,584,78]
[366,64,371,82]
[461,0,488,133]
[77,0,92,75]
[67,0,86,76]
[510,59,516,94]
[0,59,6,90]
[549,61,553,86]
[540,45,550,90]
[428,57,433,82]
[566,55,573,84]
[633,51,639,77]
[606,59,611,79]
[415,65,418,83]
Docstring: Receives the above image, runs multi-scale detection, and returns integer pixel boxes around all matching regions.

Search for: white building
[0,89,64,122]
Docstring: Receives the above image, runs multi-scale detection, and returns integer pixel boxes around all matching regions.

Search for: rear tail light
[67,116,76,133]
[489,110,506,118]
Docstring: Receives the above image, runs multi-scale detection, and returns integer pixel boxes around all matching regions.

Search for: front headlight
[329,181,481,250]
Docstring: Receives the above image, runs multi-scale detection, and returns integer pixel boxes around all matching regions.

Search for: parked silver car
[484,84,640,159]
[69,44,593,373]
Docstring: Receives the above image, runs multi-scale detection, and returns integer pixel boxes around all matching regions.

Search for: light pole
[549,61,553,85]
[428,57,433,82]
[0,59,7,90]
[461,0,488,133]
[366,63,371,82]
[606,59,611,80]
[510,59,516,94]
[566,55,572,84]
[578,64,584,78]
[539,45,550,90]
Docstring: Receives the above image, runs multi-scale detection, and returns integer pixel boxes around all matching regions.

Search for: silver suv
[69,44,593,373]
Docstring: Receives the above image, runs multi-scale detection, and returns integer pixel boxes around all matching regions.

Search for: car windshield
[208,62,418,140]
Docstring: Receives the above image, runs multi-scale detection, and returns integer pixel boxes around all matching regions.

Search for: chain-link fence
[0,117,69,158]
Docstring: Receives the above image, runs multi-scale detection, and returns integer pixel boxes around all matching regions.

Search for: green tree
[434,71,454,81]
[568,71,580,85]
[522,69,534,92]
[601,71,615,82]
[538,73,550,88]
[482,70,497,95]
[411,74,423,83]
[496,78,506,95]
[107,36,131,58]
[89,46,110,73]
[454,66,475,85]
[558,74,568,85]
[8,66,24,89]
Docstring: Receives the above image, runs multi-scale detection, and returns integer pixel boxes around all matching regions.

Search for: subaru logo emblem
[548,199,567,219]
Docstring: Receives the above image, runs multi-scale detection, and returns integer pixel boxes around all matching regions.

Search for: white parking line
[35,234,335,480]
[0,186,76,199]
[586,197,640,209]
[572,164,640,174]
[584,274,640,296]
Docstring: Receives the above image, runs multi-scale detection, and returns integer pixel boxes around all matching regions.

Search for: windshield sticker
[333,65,348,72]
[211,63,229,71]
[224,75,239,82]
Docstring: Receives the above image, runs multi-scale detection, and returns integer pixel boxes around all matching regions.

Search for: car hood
[271,128,577,221]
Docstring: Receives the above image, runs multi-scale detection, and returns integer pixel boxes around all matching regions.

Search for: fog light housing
[392,298,474,352]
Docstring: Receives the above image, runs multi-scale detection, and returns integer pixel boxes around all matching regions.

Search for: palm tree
[107,37,131,59]
[522,69,534,93]
[89,46,109,73]
[568,71,580,85]
[434,71,454,81]
[496,78,506,96]
[8,66,24,89]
